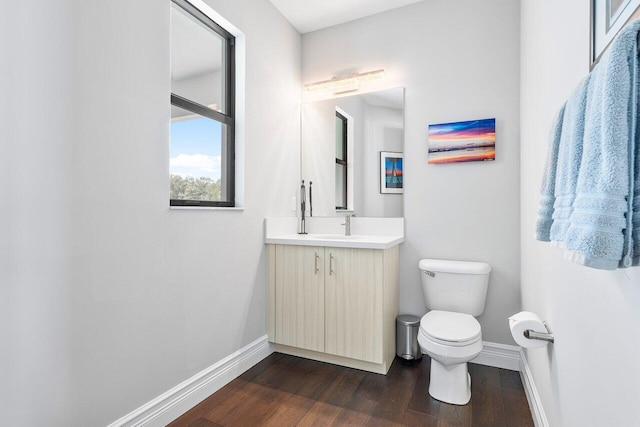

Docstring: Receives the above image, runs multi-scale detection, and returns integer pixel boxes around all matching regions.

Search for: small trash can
[396,314,422,363]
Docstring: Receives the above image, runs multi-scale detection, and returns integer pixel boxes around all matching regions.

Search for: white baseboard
[519,349,549,427]
[470,341,521,371]
[108,335,274,427]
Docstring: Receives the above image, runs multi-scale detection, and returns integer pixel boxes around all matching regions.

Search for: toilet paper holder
[523,322,555,343]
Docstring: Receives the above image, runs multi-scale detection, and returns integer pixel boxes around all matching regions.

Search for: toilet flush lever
[424,271,435,277]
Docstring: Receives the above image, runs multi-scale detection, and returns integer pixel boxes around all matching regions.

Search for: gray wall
[302,0,521,344]
[1,2,74,425]
[0,0,301,425]
[521,1,640,425]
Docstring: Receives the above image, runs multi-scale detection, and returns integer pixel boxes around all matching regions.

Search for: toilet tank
[418,259,491,317]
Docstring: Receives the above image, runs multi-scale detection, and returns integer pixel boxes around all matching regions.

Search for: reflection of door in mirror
[302,88,404,218]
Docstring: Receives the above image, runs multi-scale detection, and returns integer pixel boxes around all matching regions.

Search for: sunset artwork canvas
[427,118,496,164]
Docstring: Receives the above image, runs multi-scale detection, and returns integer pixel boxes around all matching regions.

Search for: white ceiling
[269,0,425,34]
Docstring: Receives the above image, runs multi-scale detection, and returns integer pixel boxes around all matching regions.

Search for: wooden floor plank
[332,394,376,426]
[370,359,421,424]
[184,419,223,427]
[289,356,342,400]
[203,382,286,426]
[169,353,534,427]
[468,363,507,427]
[237,351,285,382]
[499,367,526,392]
[437,402,473,427]
[500,369,535,427]
[317,367,367,408]
[296,401,342,426]
[353,364,390,401]
[168,379,247,426]
[407,358,442,418]
[403,408,439,426]
[251,354,309,395]
[260,395,316,426]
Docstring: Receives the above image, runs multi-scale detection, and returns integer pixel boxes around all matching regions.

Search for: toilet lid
[420,310,481,344]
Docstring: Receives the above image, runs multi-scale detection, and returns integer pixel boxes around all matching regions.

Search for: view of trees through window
[170,174,221,201]
[170,114,223,202]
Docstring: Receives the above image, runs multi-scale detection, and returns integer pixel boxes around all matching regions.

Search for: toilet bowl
[418,310,483,405]
[417,259,491,405]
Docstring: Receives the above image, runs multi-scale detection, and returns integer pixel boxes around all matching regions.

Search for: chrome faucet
[341,214,352,236]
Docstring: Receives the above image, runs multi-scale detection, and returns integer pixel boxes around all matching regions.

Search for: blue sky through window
[170,116,222,180]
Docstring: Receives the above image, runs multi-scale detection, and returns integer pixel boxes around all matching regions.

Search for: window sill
[169,206,245,211]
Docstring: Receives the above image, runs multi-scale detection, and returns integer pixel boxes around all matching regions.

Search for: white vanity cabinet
[267,243,399,375]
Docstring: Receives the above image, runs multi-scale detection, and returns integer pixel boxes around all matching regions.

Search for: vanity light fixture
[304,69,385,94]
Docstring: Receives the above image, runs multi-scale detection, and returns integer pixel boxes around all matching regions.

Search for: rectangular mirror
[301,87,405,218]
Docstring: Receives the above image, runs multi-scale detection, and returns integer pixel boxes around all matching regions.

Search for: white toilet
[417,258,491,405]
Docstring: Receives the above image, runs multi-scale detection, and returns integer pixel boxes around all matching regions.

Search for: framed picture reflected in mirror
[380,151,403,194]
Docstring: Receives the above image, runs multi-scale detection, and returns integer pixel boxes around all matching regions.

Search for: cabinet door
[325,248,383,363]
[274,245,325,352]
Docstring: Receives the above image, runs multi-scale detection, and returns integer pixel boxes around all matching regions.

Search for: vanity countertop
[265,233,404,250]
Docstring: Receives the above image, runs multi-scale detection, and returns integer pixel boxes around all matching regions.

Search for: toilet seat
[420,310,481,347]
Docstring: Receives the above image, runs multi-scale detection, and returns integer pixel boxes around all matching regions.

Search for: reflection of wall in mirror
[366,106,403,217]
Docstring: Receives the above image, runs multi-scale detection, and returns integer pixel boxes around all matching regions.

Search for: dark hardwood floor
[169,353,534,427]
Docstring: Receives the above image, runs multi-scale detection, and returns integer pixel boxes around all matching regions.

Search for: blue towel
[549,77,590,244]
[562,20,640,269]
[535,104,565,241]
[536,19,640,269]
[634,195,640,265]
[634,82,640,266]
[633,32,640,267]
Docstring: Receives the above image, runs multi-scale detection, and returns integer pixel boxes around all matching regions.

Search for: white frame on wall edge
[591,0,640,68]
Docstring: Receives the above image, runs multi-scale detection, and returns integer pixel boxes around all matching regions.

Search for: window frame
[335,111,348,210]
[170,0,236,207]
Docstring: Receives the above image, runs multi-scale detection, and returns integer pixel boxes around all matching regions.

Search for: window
[170,0,235,207]
[335,111,348,210]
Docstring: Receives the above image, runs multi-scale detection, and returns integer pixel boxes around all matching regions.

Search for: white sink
[311,234,361,240]
[264,218,404,249]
